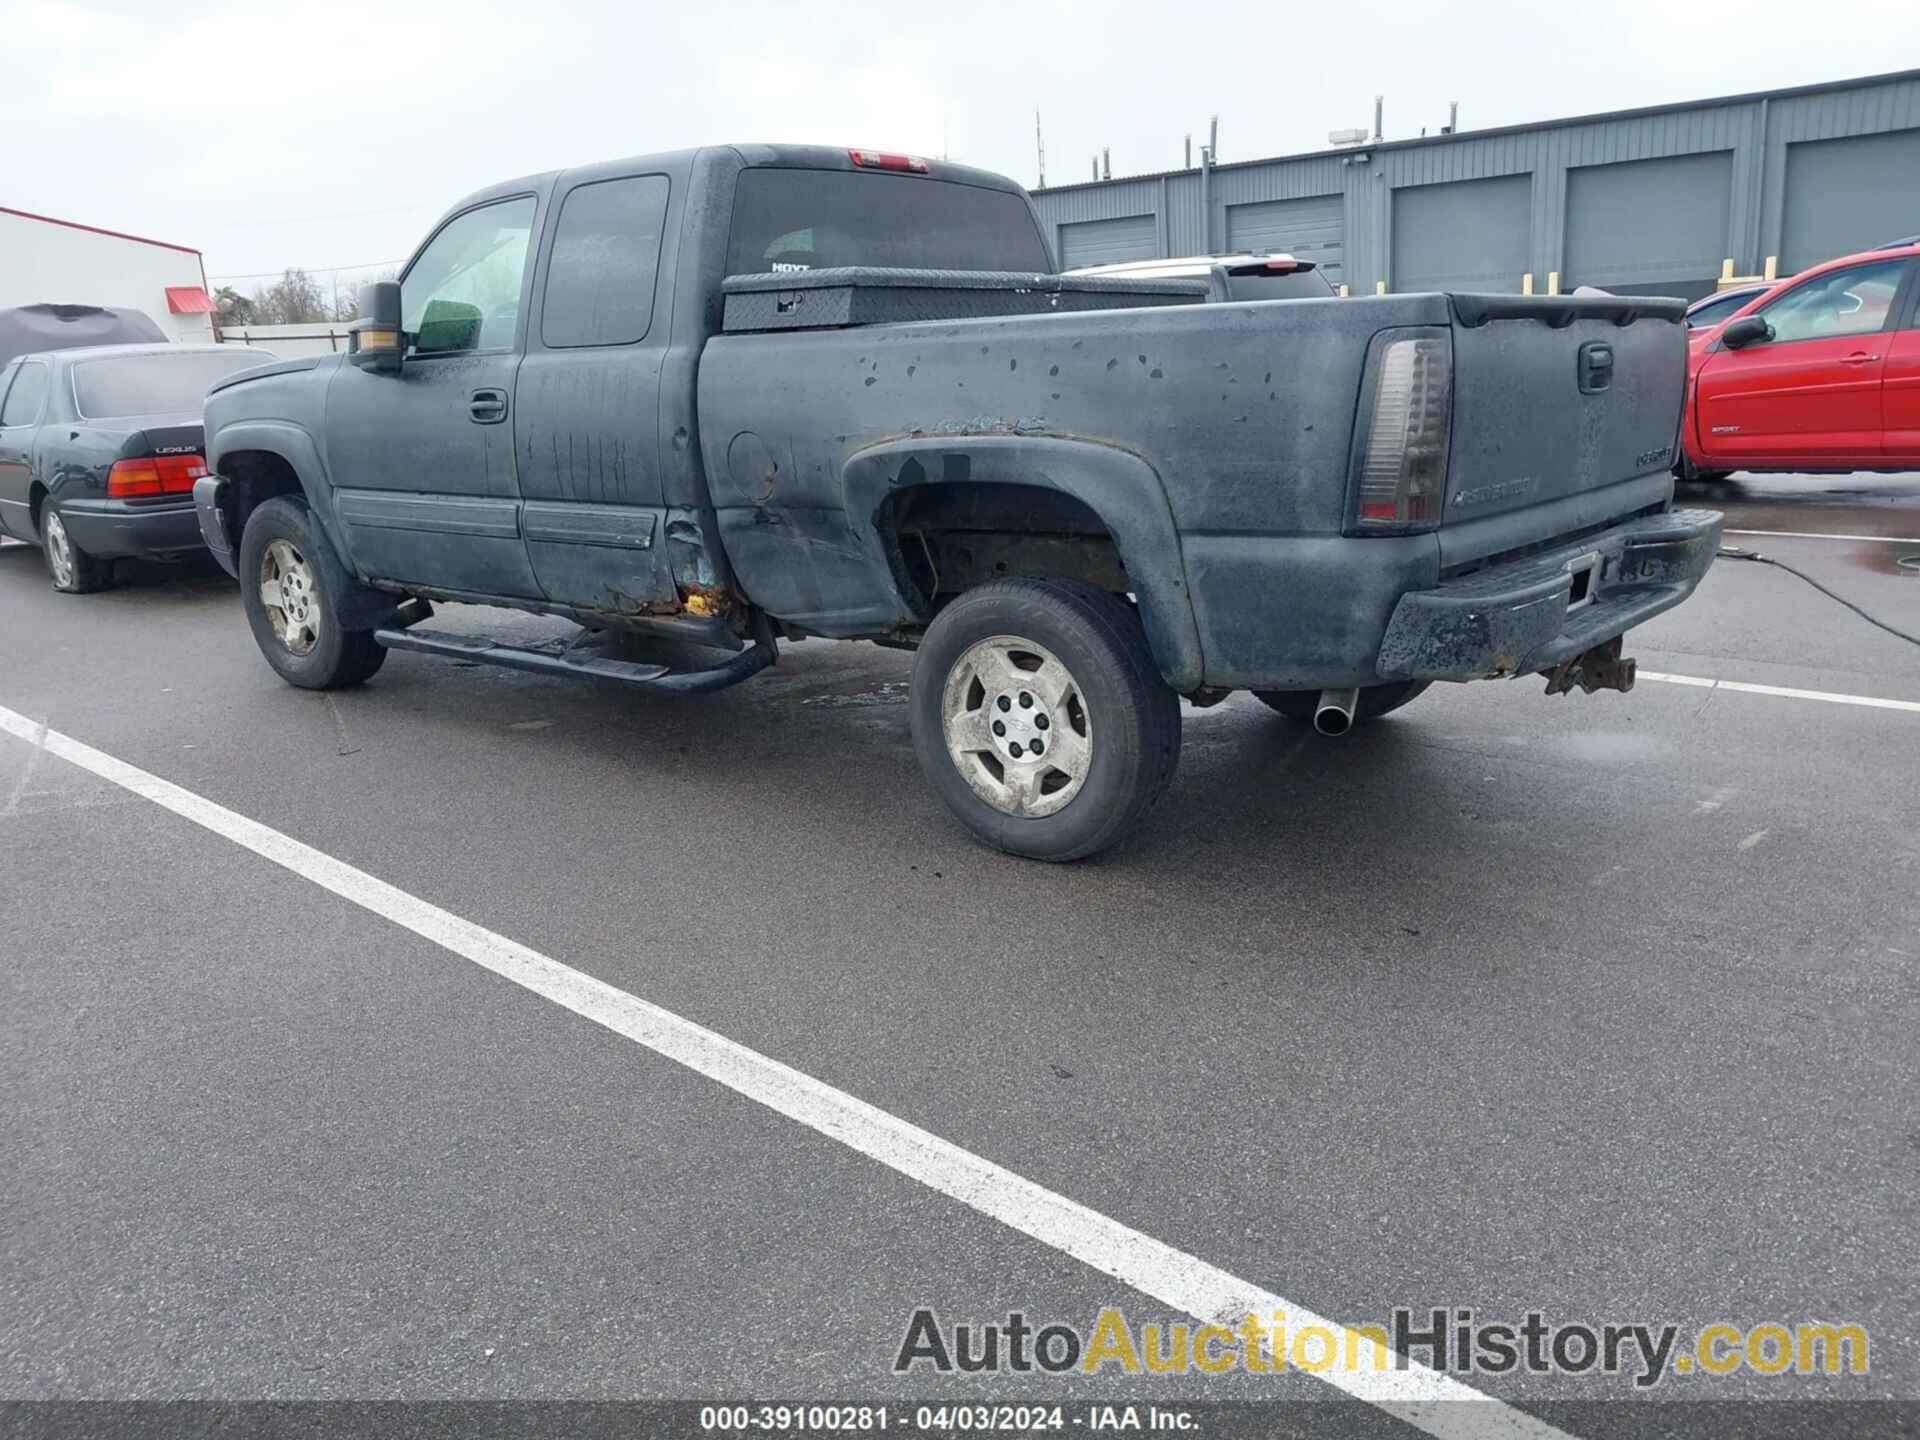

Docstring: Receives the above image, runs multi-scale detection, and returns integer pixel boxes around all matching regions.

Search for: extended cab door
[511,171,680,611]
[324,195,543,597]
[1692,257,1909,465]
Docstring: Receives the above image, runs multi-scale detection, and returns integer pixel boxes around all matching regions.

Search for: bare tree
[330,270,398,323]
[250,269,330,325]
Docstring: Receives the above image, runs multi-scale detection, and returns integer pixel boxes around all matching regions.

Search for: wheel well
[216,450,305,546]
[879,482,1129,617]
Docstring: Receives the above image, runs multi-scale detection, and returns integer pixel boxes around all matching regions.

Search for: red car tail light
[107,453,208,498]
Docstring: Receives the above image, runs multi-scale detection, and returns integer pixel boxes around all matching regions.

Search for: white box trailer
[0,206,216,345]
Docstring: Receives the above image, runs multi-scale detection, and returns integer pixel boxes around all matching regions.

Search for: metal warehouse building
[1032,69,1920,299]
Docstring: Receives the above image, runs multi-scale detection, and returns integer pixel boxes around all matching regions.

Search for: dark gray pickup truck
[196,143,1721,860]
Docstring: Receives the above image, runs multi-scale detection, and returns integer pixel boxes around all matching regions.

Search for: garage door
[1565,152,1733,299]
[1058,214,1157,269]
[1782,128,1920,273]
[1392,175,1531,293]
[1225,195,1344,282]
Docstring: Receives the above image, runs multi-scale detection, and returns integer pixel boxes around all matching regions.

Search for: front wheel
[1254,680,1431,726]
[909,578,1181,862]
[1675,453,1733,485]
[42,506,110,593]
[238,497,387,689]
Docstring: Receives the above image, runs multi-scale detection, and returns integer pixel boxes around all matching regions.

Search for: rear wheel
[1675,453,1733,485]
[42,506,110,594]
[1254,680,1430,726]
[238,497,387,689]
[910,578,1181,862]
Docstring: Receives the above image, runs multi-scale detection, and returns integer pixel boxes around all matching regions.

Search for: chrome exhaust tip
[1313,687,1360,736]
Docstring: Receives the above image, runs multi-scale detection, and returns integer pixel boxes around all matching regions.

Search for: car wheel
[1675,453,1734,486]
[41,506,110,594]
[1253,680,1431,726]
[910,577,1181,862]
[238,496,387,689]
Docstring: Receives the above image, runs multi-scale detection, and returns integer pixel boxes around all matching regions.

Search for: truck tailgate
[1443,294,1687,546]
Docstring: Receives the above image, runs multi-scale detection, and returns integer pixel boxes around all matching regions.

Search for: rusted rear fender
[841,434,1204,692]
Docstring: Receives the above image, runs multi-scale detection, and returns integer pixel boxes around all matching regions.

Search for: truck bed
[698,289,1693,690]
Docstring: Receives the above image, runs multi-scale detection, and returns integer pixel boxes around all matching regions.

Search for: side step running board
[372,623,777,695]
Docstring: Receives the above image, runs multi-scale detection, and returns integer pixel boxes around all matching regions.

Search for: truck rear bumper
[1377,507,1723,681]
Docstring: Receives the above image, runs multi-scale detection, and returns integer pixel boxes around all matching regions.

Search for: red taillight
[107,453,208,498]
[1263,259,1300,272]
[849,149,930,173]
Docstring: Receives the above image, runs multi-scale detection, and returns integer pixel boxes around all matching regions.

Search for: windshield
[70,350,278,419]
[727,169,1051,275]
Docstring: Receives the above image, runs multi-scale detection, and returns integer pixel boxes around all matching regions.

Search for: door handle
[468,388,509,424]
[1839,352,1882,366]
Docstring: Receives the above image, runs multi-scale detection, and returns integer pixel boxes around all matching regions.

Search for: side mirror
[1720,313,1771,350]
[348,281,404,373]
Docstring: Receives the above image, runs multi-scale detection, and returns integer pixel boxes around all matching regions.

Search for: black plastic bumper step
[372,626,776,695]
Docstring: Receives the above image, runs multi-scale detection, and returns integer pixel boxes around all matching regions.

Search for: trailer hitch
[1541,635,1637,696]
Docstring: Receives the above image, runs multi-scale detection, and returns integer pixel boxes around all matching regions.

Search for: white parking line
[1640,672,1920,714]
[1724,528,1920,545]
[0,702,1565,1440]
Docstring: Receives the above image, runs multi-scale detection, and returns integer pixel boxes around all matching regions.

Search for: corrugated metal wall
[1032,70,1920,299]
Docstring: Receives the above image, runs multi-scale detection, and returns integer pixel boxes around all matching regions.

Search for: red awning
[164,285,217,315]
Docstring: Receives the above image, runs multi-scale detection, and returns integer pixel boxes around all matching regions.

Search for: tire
[41,504,110,593]
[238,496,387,689]
[1675,453,1733,485]
[909,578,1181,862]
[1254,680,1431,726]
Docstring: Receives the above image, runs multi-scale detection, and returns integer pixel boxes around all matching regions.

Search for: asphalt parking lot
[3,473,1917,1438]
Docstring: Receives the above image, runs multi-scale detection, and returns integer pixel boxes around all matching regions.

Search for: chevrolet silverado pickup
[196,144,1721,860]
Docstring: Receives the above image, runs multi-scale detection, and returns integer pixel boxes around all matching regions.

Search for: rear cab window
[71,350,277,419]
[1224,268,1335,301]
[727,169,1051,275]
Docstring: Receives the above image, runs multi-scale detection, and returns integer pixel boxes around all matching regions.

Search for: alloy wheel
[260,538,322,656]
[940,635,1093,818]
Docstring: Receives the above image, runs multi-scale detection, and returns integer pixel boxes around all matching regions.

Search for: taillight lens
[1354,334,1451,530]
[107,454,208,498]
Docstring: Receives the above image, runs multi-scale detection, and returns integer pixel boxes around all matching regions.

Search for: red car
[1679,238,1920,482]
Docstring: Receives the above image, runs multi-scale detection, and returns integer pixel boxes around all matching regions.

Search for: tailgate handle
[1577,341,1614,394]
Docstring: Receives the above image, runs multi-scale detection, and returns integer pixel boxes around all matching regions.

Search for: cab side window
[0,361,48,426]
[1759,260,1906,345]
[401,196,538,357]
[542,175,670,348]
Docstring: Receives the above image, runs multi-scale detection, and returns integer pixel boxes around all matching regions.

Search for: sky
[6,0,1917,301]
